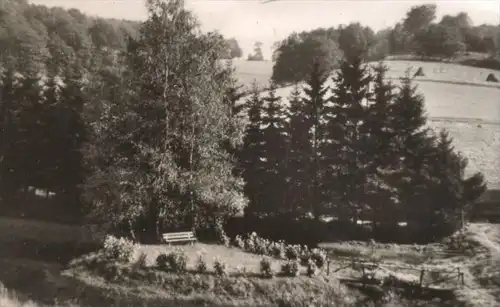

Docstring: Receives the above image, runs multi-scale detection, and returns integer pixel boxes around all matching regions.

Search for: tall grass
[0,282,78,307]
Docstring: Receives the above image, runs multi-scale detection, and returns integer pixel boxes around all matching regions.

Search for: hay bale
[486,73,499,82]
[414,67,425,77]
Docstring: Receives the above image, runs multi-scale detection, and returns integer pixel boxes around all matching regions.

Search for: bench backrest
[163,231,195,240]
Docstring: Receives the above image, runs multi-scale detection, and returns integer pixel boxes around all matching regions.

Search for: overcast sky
[30,0,500,59]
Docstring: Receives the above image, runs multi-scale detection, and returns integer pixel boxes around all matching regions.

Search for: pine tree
[363,62,399,230]
[390,72,435,230]
[286,83,310,215]
[302,61,329,219]
[326,55,372,224]
[0,68,20,202]
[260,80,288,215]
[241,82,266,216]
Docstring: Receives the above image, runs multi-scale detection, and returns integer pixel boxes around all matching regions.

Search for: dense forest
[0,0,490,245]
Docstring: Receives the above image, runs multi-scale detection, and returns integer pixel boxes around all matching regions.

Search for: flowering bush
[103,235,136,263]
[233,235,245,249]
[260,258,274,278]
[213,258,228,276]
[156,253,169,271]
[195,256,208,274]
[306,259,318,277]
[310,248,327,268]
[285,245,301,260]
[165,249,188,273]
[268,241,285,259]
[281,260,300,277]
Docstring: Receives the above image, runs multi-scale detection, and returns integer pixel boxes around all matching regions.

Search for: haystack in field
[414,67,425,77]
[486,73,499,82]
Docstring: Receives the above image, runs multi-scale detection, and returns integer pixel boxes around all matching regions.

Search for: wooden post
[419,269,425,288]
[327,259,330,275]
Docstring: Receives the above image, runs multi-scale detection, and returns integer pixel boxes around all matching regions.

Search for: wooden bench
[162,231,197,245]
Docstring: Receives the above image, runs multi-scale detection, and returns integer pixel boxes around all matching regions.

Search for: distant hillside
[0,0,140,73]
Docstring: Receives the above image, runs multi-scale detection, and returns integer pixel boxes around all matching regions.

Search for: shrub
[102,235,136,263]
[306,259,318,277]
[213,258,228,277]
[260,258,274,278]
[166,249,188,273]
[156,253,169,271]
[195,256,208,274]
[268,241,285,259]
[281,260,300,277]
[244,234,256,253]
[233,235,245,249]
[300,252,311,266]
[285,245,300,260]
[254,237,269,255]
[310,248,327,268]
[133,252,148,270]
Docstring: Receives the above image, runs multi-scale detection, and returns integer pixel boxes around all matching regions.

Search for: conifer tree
[302,61,329,219]
[260,81,288,215]
[389,73,435,230]
[326,55,372,223]
[241,82,266,216]
[286,83,310,215]
[363,62,399,230]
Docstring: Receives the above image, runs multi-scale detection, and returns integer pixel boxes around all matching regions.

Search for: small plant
[254,237,268,255]
[166,249,188,273]
[213,258,228,276]
[285,245,300,260]
[299,252,311,266]
[233,235,245,249]
[156,253,169,271]
[310,248,327,268]
[306,259,318,277]
[102,235,136,263]
[244,236,256,253]
[281,260,300,277]
[133,252,148,269]
[260,258,274,278]
[195,256,208,274]
[268,241,285,259]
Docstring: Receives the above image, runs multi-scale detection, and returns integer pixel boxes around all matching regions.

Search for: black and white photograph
[0,0,499,306]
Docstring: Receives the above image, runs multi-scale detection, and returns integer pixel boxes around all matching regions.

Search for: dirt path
[453,223,500,307]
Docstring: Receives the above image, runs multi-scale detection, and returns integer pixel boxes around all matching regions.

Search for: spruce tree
[390,73,435,231]
[326,55,372,224]
[241,82,266,216]
[363,62,399,230]
[302,61,329,219]
[260,81,288,215]
[286,83,310,215]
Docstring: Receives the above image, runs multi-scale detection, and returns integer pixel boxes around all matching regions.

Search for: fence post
[419,269,425,288]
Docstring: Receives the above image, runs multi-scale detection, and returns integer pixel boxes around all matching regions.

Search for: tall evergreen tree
[241,82,266,216]
[302,61,329,219]
[326,56,372,223]
[390,72,435,229]
[363,62,399,230]
[260,81,288,215]
[286,83,310,215]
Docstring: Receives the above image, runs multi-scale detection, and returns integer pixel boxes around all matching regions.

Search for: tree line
[272,4,500,85]
[239,57,486,241]
[0,0,489,243]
